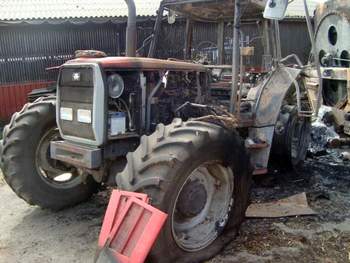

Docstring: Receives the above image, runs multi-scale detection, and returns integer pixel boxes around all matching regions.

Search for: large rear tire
[117,119,252,263]
[1,97,98,210]
[272,104,311,170]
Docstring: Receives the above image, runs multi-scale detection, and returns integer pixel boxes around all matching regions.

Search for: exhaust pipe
[124,0,137,57]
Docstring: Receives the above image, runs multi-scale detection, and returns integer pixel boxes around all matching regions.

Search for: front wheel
[1,97,98,210]
[117,119,252,262]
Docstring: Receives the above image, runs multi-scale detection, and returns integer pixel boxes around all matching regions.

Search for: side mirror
[263,0,288,20]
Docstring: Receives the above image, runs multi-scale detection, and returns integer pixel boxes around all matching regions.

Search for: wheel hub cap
[177,179,207,217]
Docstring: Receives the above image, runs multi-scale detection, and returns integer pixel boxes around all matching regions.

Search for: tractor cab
[145,0,314,169]
[149,0,309,113]
[149,0,271,111]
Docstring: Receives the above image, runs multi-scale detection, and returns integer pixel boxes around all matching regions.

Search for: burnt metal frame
[146,0,319,172]
[148,0,248,114]
[303,0,323,116]
[148,0,277,115]
[150,0,320,117]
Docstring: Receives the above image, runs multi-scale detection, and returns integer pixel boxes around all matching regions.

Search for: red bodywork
[66,57,207,72]
[0,81,55,121]
[0,57,204,121]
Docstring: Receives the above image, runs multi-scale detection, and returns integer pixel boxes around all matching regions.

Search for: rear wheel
[117,119,251,262]
[272,104,311,170]
[1,97,98,210]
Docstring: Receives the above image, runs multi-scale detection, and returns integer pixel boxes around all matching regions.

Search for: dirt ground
[211,154,350,263]
[1,153,350,263]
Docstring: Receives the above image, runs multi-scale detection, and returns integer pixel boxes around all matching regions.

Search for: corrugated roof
[0,0,326,22]
[0,0,162,21]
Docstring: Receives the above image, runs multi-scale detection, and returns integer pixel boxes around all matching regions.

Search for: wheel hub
[176,179,207,217]
[172,163,234,252]
[35,128,82,188]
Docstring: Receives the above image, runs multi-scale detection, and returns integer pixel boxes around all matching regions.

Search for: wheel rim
[35,128,83,189]
[171,162,234,252]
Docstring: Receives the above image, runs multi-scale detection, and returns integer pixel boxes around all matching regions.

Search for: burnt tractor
[0,0,320,262]
[305,0,350,149]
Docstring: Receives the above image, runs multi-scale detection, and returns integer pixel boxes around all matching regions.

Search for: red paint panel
[97,190,167,263]
[0,81,55,121]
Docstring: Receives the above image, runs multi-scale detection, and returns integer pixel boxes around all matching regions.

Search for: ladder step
[253,168,268,175]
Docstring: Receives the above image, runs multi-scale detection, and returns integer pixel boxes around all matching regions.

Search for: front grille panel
[58,67,95,141]
[60,86,93,104]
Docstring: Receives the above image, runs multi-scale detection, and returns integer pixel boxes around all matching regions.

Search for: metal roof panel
[0,0,162,21]
[0,0,327,22]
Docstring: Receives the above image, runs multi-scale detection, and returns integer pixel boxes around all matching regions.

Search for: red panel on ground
[0,81,55,121]
[98,190,149,248]
[97,190,167,263]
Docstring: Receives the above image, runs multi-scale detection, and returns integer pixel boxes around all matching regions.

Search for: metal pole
[237,38,245,120]
[303,0,323,116]
[262,20,272,71]
[270,21,277,63]
[262,20,271,57]
[148,4,164,58]
[274,20,282,61]
[124,0,137,57]
[229,0,241,113]
[217,21,225,65]
[184,19,193,60]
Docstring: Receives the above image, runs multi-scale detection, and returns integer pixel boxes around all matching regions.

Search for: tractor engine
[52,59,207,171]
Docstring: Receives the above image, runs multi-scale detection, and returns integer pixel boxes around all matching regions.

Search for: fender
[247,66,305,168]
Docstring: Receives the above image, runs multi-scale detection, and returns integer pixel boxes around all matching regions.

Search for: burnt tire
[1,97,98,210]
[272,105,311,170]
[117,119,252,263]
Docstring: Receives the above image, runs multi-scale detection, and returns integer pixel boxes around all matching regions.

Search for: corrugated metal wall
[0,19,310,121]
[0,20,154,120]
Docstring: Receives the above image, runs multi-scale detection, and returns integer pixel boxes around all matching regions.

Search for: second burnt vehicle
[304,0,350,151]
[0,0,321,261]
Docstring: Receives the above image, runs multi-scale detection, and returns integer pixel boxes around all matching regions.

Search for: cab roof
[162,0,267,21]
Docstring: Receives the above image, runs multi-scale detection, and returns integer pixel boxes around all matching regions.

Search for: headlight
[60,107,73,121]
[77,109,92,124]
[107,73,124,98]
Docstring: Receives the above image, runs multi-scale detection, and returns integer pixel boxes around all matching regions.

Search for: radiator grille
[58,67,95,140]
